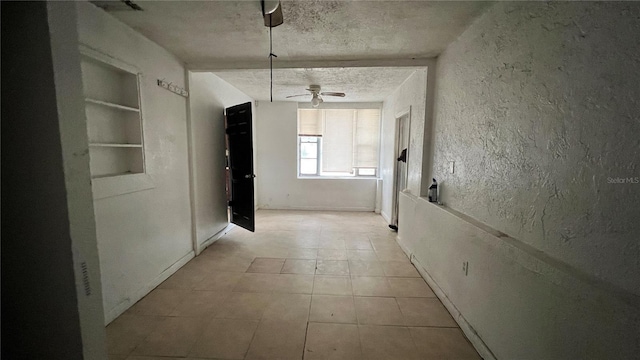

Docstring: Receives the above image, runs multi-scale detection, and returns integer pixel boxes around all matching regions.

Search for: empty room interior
[2,1,639,359]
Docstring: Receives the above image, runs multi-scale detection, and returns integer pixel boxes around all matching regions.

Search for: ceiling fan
[286,85,346,107]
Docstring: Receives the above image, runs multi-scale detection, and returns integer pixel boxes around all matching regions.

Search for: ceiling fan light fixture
[285,85,345,106]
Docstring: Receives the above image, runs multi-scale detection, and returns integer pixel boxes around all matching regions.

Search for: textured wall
[432,1,640,295]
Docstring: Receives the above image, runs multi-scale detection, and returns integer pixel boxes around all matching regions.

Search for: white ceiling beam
[187,58,435,71]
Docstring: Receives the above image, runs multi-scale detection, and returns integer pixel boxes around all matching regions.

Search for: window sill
[297,176,379,180]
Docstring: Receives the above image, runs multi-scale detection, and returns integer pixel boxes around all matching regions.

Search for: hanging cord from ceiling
[268,13,277,102]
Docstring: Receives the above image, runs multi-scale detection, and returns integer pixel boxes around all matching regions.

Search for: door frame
[390,106,411,228]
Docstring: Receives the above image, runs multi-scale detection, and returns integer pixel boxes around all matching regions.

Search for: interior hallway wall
[188,72,254,249]
[380,69,428,221]
[432,0,640,296]
[255,101,377,211]
[77,2,193,323]
[2,2,106,358]
[395,2,640,359]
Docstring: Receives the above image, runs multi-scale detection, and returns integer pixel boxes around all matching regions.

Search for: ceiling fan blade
[285,94,309,98]
[320,92,346,97]
[263,1,283,28]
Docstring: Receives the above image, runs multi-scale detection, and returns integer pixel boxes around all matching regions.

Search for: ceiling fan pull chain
[268,13,278,103]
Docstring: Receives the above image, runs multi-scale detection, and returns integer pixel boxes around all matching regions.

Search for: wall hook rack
[157,79,188,98]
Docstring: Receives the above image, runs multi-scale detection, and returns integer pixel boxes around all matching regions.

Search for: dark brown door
[225,102,255,232]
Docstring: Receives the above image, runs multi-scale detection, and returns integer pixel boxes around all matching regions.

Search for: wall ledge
[258,205,375,212]
[402,192,640,309]
[398,191,640,358]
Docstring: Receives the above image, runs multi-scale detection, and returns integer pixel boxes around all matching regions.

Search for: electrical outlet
[449,161,455,174]
[462,261,469,276]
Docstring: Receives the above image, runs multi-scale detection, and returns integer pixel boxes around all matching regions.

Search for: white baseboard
[197,223,235,254]
[411,255,496,360]
[395,235,411,261]
[380,210,391,224]
[105,250,195,324]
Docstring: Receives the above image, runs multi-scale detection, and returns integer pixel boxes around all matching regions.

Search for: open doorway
[390,108,411,231]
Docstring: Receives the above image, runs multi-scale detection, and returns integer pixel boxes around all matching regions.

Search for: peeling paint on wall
[432,1,640,295]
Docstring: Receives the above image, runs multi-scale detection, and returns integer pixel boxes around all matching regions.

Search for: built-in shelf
[80,46,145,181]
[85,98,140,112]
[90,143,143,148]
[91,172,135,179]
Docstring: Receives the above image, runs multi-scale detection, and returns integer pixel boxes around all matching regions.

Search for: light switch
[449,161,455,174]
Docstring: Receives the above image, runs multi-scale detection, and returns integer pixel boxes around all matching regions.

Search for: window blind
[322,109,355,173]
[298,108,381,175]
[298,109,323,136]
[354,109,381,168]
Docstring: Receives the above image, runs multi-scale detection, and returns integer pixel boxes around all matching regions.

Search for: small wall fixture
[157,79,188,98]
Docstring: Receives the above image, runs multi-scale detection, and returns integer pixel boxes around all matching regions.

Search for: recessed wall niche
[80,46,145,179]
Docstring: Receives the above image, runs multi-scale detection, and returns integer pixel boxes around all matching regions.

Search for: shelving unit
[80,48,145,179]
[89,143,143,148]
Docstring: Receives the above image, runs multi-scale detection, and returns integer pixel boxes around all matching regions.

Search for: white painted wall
[2,2,106,358]
[49,2,107,357]
[380,69,428,221]
[77,2,193,323]
[187,72,254,250]
[256,101,377,211]
[396,2,640,359]
[399,193,639,360]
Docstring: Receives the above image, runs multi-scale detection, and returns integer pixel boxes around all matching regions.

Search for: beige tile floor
[107,210,481,360]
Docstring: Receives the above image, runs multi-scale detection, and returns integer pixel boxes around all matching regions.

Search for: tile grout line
[242,291,272,360]
[123,315,168,359]
[110,211,461,359]
[301,284,314,360]
[353,318,366,358]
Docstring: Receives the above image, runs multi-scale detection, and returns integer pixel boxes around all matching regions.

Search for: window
[299,136,320,175]
[297,108,381,177]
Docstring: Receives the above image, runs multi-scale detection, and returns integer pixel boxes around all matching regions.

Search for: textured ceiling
[98,0,490,101]
[213,67,422,102]
[101,0,490,66]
